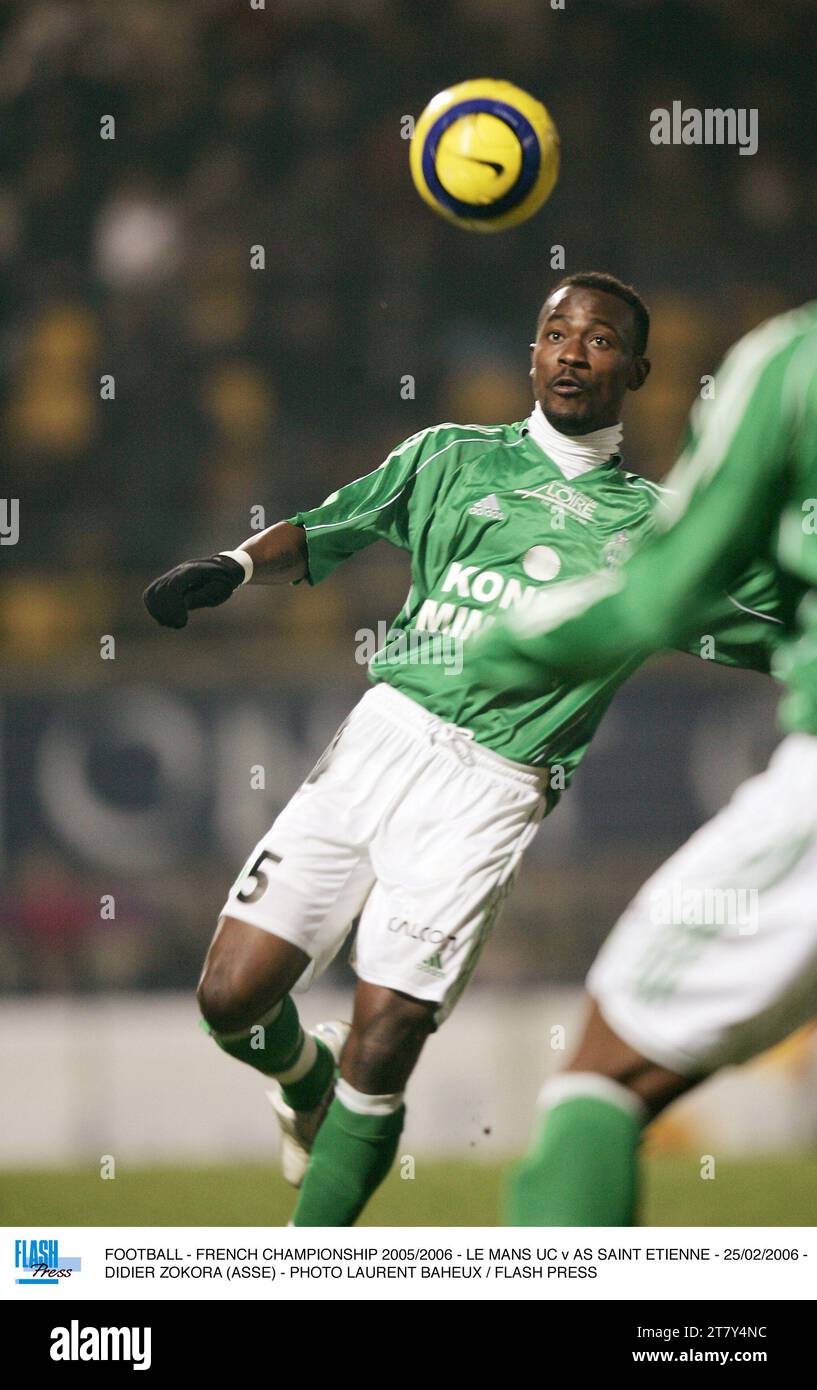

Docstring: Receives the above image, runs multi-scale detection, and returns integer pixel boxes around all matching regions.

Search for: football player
[144,274,783,1226]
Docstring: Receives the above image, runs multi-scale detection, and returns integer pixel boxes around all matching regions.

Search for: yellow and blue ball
[409,78,559,232]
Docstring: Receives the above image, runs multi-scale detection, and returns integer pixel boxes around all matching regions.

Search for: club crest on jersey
[514,481,597,524]
[602,530,632,567]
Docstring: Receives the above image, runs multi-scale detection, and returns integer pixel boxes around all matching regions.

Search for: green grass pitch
[2,1157,815,1226]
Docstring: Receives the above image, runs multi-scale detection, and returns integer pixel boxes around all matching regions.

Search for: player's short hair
[538,271,650,356]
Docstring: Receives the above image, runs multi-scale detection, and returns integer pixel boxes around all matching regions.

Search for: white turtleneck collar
[525,401,623,480]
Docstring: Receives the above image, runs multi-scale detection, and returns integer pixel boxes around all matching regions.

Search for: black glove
[143,554,246,629]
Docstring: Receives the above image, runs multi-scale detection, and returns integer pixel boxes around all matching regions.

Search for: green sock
[506,1079,644,1226]
[292,1095,405,1227]
[279,1045,335,1112]
[204,995,334,1112]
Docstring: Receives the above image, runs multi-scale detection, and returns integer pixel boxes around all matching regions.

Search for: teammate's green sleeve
[287,426,444,585]
[677,560,786,672]
[471,319,801,689]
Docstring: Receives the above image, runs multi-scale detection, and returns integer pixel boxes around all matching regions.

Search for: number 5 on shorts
[236,849,281,904]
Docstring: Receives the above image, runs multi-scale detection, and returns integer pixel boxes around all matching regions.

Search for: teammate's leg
[292,981,436,1226]
[197,916,336,1112]
[509,736,817,1225]
[506,1001,692,1226]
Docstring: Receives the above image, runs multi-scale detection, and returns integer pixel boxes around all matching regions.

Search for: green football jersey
[470,304,817,735]
[289,419,785,780]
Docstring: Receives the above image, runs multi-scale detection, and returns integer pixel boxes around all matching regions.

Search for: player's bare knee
[197,966,251,1035]
[366,996,431,1048]
[344,993,434,1091]
[197,955,275,1035]
[197,916,304,1035]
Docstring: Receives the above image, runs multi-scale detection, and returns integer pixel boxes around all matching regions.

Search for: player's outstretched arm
[143,521,307,628]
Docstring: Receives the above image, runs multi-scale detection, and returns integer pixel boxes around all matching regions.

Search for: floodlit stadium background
[3,0,817,1225]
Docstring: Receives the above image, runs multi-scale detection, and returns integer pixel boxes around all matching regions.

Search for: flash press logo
[14,1237,81,1286]
[50,1321,152,1372]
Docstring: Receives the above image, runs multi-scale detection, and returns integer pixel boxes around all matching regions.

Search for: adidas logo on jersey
[418,951,445,977]
[468,494,505,521]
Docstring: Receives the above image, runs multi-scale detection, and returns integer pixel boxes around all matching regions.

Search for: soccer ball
[409,78,559,233]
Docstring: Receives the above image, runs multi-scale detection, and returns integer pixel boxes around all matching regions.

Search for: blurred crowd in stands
[1,0,813,991]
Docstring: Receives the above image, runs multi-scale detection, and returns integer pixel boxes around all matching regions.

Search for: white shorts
[589,733,817,1076]
[221,683,548,1025]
